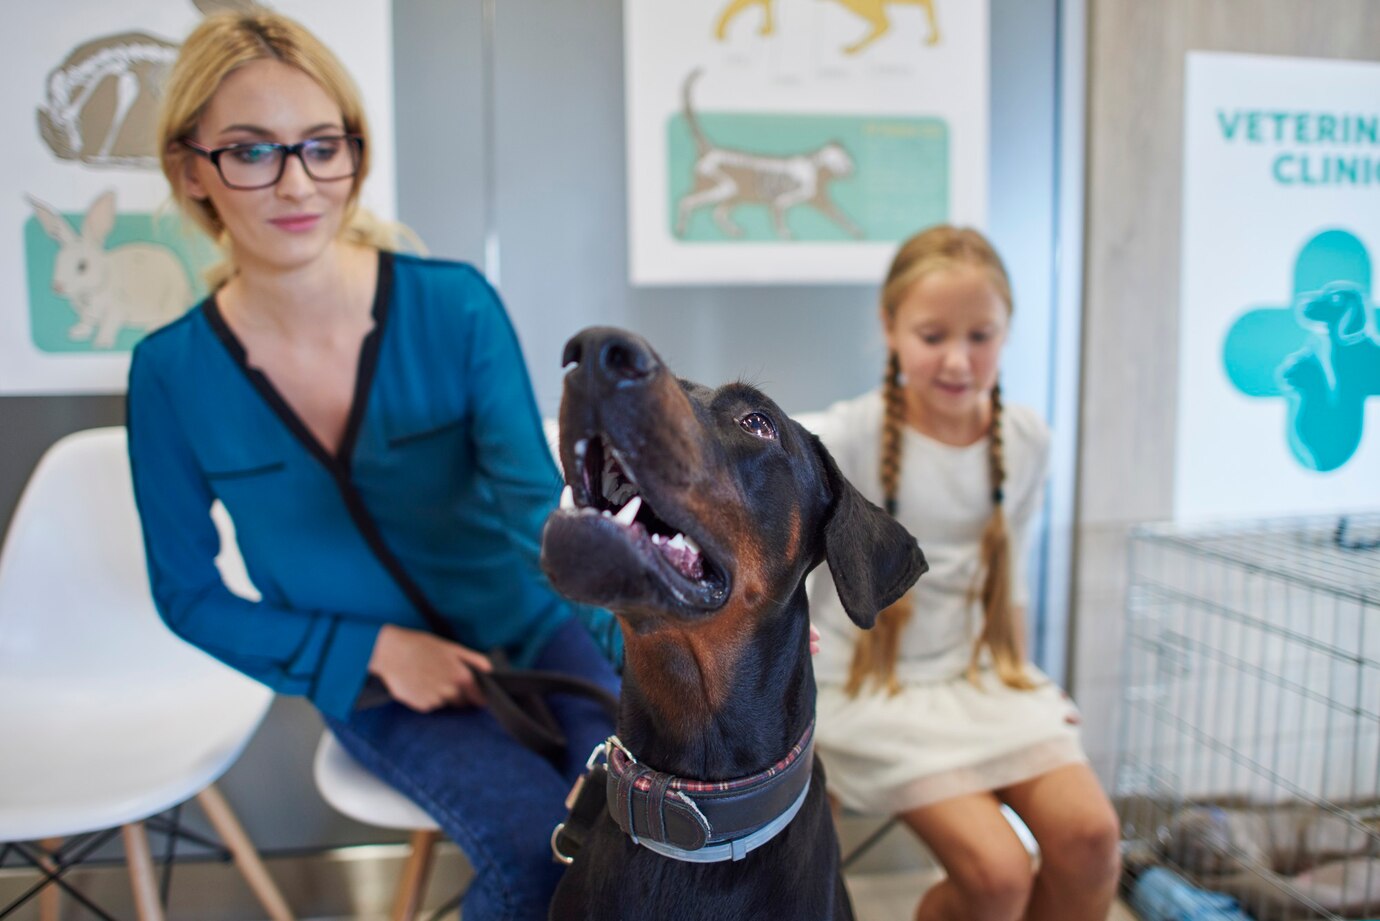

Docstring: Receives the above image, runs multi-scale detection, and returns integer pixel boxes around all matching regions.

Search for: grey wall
[409,0,1060,425]
[0,0,1066,853]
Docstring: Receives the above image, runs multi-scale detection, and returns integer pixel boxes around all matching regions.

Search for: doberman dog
[541,327,927,920]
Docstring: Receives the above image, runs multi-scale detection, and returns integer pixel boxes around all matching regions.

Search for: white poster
[2,0,395,396]
[624,0,988,286]
[1175,52,1380,519]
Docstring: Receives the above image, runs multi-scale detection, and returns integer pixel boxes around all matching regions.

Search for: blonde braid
[846,224,1026,696]
[845,352,913,697]
[967,384,1037,690]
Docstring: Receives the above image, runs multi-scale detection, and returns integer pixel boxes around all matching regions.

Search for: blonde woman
[808,226,1120,921]
[126,13,618,920]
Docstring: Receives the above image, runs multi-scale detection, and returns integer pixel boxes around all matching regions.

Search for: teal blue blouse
[127,252,615,721]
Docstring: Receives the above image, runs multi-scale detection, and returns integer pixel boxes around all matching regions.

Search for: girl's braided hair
[845,225,1035,696]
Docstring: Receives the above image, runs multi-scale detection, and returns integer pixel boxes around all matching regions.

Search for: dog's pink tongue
[659,539,704,580]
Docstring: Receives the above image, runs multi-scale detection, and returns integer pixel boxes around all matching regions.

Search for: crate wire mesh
[1116,512,1380,920]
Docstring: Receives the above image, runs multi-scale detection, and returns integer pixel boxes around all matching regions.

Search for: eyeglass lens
[219,138,360,188]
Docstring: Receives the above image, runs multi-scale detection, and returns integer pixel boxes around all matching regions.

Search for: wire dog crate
[1116,512,1380,920]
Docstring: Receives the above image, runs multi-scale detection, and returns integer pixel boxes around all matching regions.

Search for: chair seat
[0,663,271,841]
[313,731,437,832]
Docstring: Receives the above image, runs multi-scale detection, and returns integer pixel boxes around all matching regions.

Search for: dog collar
[603,720,815,863]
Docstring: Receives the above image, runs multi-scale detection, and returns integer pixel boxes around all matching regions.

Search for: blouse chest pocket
[196,451,292,540]
[371,413,472,511]
[199,452,288,507]
[195,435,288,485]
[386,416,465,450]
[202,459,287,482]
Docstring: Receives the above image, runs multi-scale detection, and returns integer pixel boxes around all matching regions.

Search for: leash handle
[477,666,620,763]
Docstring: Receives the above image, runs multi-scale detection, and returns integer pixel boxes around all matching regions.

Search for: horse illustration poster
[3,0,395,395]
[1175,52,1380,519]
[625,0,988,285]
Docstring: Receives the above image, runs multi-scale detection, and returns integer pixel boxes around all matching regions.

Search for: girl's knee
[1041,805,1122,886]
[946,846,1034,919]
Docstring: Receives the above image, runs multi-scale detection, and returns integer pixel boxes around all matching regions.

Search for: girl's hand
[810,624,821,656]
[368,624,493,713]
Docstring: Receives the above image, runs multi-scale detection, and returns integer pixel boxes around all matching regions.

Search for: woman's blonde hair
[845,225,1037,697]
[157,10,416,287]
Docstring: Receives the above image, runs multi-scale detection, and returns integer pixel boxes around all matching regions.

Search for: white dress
[801,390,1086,815]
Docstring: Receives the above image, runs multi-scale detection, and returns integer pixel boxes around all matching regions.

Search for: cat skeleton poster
[3,1,395,395]
[624,0,989,285]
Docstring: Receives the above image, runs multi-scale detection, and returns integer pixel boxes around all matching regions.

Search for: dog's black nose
[563,327,661,384]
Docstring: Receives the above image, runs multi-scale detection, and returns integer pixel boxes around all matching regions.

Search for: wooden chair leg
[38,838,60,921]
[390,829,439,921]
[195,784,295,921]
[121,823,164,921]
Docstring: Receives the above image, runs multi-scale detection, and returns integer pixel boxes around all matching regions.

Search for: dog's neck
[615,586,816,781]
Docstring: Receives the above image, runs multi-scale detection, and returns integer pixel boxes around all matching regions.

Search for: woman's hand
[368,624,493,713]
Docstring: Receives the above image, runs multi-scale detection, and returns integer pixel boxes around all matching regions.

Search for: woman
[128,12,617,920]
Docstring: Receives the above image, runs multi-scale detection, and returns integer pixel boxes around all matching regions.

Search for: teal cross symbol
[1223,229,1379,472]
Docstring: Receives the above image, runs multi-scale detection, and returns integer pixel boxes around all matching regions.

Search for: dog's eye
[738,412,777,440]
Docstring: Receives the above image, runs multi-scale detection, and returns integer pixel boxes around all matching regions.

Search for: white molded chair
[314,732,442,921]
[0,428,292,921]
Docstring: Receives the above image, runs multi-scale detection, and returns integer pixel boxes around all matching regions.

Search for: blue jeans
[323,617,619,921]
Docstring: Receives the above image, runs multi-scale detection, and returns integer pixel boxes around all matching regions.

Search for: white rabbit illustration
[28,191,192,349]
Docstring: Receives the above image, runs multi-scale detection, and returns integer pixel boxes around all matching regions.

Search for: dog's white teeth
[683,534,701,555]
[560,485,575,511]
[667,533,686,551]
[601,509,613,518]
[574,439,588,462]
[614,495,642,527]
[651,533,665,545]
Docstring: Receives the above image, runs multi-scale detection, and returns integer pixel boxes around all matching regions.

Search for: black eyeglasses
[181,135,364,190]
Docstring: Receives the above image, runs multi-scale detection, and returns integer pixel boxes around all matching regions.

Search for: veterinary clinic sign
[1174,52,1380,519]
[1217,110,1380,188]
[2,1,395,395]
[624,0,989,285]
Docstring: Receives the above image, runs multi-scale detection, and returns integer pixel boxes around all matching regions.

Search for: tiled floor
[847,870,1138,921]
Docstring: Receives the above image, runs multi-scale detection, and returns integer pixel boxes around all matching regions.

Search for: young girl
[808,226,1120,920]
[129,12,617,920]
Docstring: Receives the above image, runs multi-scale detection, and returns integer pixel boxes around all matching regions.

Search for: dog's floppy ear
[811,434,928,629]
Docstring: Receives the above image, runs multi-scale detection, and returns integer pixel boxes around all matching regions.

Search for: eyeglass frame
[179,135,366,191]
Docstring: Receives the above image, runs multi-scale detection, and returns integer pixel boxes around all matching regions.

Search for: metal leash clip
[551,740,613,865]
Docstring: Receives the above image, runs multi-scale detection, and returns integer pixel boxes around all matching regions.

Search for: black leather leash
[475,660,619,764]
[352,589,619,768]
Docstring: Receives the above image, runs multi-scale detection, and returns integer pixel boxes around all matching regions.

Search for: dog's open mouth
[546,433,729,612]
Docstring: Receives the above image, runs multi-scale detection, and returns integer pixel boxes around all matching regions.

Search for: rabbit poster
[1174,52,1380,518]
[3,0,396,395]
[25,191,208,352]
[624,0,988,285]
